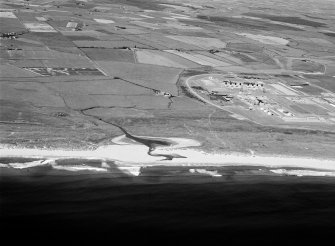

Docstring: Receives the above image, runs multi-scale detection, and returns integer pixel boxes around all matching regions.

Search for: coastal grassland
[3,74,334,159]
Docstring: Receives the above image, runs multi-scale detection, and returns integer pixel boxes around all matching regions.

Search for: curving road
[184,74,247,119]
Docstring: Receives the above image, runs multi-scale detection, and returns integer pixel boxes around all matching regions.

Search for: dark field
[244,13,327,27]
[293,85,326,95]
[197,15,303,31]
[1,174,335,243]
[22,67,105,76]
[108,0,166,11]
[321,32,335,37]
[81,48,136,62]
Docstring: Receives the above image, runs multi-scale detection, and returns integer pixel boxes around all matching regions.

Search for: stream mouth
[107,122,187,160]
[1,132,334,174]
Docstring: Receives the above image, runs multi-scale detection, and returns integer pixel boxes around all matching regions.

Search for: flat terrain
[0,0,335,161]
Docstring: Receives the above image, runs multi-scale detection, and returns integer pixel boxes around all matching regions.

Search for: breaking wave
[189,169,222,177]
[6,160,55,169]
[270,169,335,177]
[1,158,110,173]
[52,165,108,172]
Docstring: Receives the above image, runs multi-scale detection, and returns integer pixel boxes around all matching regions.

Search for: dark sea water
[1,170,335,244]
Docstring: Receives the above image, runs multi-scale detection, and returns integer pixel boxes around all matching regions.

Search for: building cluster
[66,21,83,31]
[196,74,334,125]
[0,32,18,39]
[221,79,264,90]
[209,91,234,102]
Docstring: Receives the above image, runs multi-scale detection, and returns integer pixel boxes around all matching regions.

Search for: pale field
[94,18,115,24]
[0,12,17,18]
[236,33,289,45]
[23,22,57,32]
[165,50,232,67]
[135,49,200,68]
[167,35,227,49]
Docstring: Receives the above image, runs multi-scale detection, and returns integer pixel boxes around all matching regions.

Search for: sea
[1,159,335,244]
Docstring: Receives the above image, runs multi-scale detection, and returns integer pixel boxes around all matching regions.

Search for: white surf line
[270,169,335,177]
[118,166,141,176]
[154,149,335,170]
[190,168,222,177]
[7,159,55,169]
[52,165,108,172]
[1,158,110,172]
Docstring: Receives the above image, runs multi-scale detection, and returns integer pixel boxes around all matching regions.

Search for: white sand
[1,140,334,171]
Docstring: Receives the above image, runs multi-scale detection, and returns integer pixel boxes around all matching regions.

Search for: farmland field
[94,61,182,94]
[167,35,227,49]
[135,49,200,68]
[165,50,232,67]
[73,40,153,49]
[81,48,136,62]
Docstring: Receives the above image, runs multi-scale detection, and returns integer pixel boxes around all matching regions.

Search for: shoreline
[1,144,335,171]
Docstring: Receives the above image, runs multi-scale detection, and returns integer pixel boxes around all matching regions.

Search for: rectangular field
[81,48,136,63]
[135,50,200,68]
[0,17,25,33]
[131,20,162,29]
[94,19,115,24]
[23,22,57,32]
[290,104,330,115]
[22,67,105,76]
[166,35,227,49]
[0,12,17,18]
[73,40,152,49]
[128,34,202,50]
[165,50,232,67]
[61,30,123,41]
[269,84,299,96]
[62,94,133,110]
[95,61,182,94]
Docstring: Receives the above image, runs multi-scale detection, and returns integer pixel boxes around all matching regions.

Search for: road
[184,74,247,119]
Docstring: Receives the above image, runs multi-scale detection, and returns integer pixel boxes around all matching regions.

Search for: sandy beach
[1,135,335,171]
